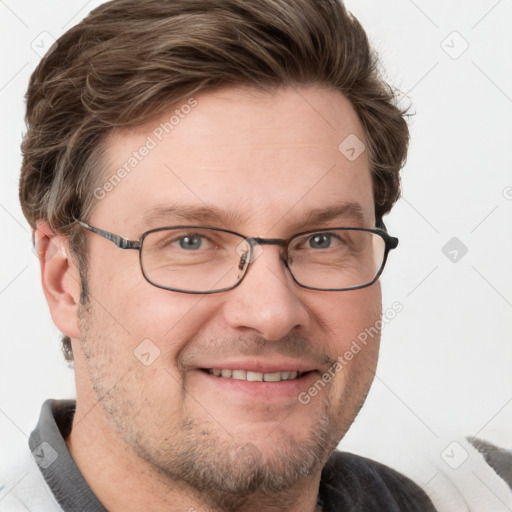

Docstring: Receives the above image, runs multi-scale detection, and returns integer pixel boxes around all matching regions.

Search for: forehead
[93,85,374,235]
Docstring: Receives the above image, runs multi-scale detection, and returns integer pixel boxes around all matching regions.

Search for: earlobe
[35,220,81,339]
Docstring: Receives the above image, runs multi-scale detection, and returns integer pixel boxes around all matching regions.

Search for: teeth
[246,371,263,382]
[208,369,303,382]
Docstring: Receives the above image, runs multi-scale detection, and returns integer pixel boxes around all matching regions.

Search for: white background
[1,0,511,495]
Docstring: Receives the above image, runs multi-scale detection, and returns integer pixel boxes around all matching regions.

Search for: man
[5,0,437,510]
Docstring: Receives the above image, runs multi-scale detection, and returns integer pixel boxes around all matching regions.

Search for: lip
[196,358,319,374]
[194,366,321,403]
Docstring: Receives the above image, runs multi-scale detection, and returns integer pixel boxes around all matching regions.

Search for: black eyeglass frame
[75,219,399,294]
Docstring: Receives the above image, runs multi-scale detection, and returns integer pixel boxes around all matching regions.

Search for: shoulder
[425,436,512,512]
[330,435,512,512]
[471,438,512,489]
[0,451,63,512]
[319,450,437,511]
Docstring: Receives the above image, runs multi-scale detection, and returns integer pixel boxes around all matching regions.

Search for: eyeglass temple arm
[377,219,399,250]
[376,217,386,230]
[77,221,140,250]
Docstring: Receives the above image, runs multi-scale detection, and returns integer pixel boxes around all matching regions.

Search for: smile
[206,369,305,382]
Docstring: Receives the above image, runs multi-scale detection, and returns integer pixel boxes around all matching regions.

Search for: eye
[176,234,205,250]
[308,233,334,249]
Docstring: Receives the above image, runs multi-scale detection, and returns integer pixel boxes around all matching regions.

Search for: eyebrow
[298,203,367,229]
[136,204,249,232]
[135,201,368,233]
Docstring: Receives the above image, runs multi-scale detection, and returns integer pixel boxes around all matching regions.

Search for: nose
[222,246,309,340]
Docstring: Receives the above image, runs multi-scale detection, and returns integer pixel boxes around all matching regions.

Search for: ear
[35,220,82,339]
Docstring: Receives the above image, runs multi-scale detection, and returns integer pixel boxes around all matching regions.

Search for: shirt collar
[29,399,107,512]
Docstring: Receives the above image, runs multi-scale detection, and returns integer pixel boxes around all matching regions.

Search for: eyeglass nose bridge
[237,236,289,272]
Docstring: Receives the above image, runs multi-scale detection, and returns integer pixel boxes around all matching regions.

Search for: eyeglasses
[76,220,398,294]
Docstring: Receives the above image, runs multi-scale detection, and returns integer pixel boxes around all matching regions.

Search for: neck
[66,398,323,512]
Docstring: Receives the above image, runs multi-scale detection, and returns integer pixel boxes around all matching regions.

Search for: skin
[37,85,382,512]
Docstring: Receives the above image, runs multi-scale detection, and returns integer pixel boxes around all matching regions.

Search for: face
[75,85,381,501]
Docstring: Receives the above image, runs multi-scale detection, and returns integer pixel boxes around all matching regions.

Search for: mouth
[198,366,318,403]
[194,359,322,402]
[203,368,309,382]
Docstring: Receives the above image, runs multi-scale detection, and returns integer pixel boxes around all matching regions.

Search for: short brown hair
[19,0,409,361]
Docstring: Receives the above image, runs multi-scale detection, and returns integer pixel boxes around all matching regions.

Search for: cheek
[321,285,381,403]
[96,276,224,368]
[78,284,194,414]
[90,254,202,332]
[317,284,382,352]
[315,285,381,392]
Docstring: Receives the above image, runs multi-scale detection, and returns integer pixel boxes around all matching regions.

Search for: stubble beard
[93,375,337,510]
[88,373,359,511]
[133,408,335,510]
[77,301,370,511]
